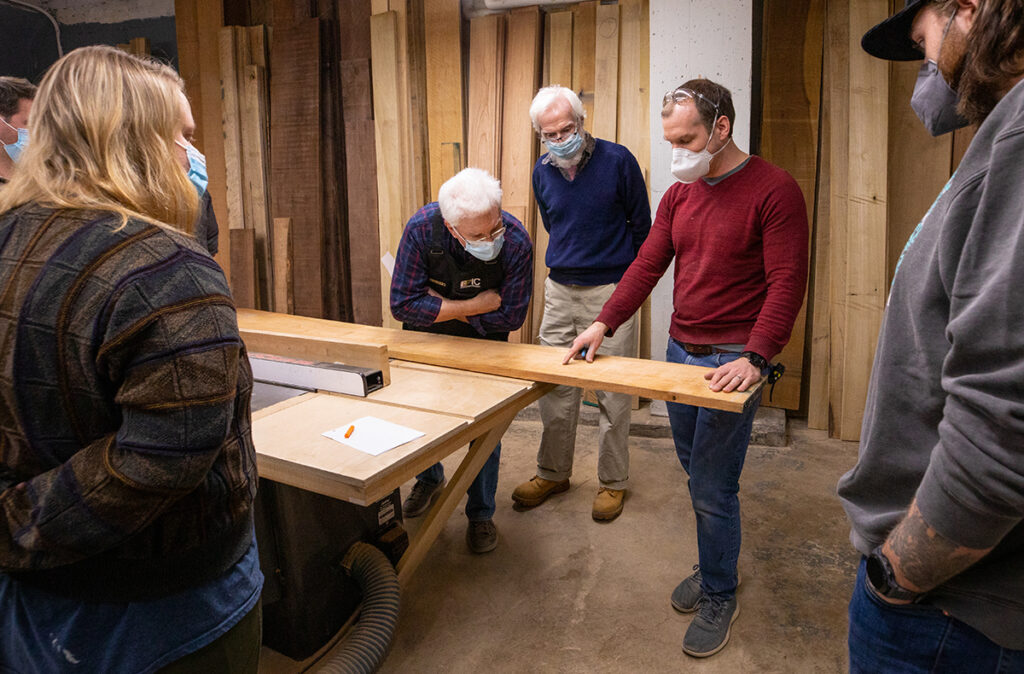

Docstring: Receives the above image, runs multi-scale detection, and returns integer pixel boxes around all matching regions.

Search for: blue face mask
[175,139,208,197]
[546,132,584,160]
[2,117,28,163]
[463,231,504,262]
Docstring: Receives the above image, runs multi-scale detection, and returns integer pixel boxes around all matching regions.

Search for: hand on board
[705,356,761,392]
[562,322,608,365]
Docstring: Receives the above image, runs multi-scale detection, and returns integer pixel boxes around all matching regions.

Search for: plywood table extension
[251,360,553,584]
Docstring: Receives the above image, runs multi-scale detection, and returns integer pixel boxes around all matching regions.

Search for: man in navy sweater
[511,86,651,522]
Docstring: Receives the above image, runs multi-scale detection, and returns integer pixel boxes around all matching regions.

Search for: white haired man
[511,85,651,522]
[391,167,533,553]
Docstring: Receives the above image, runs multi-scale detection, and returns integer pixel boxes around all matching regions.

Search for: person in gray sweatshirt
[839,0,1024,671]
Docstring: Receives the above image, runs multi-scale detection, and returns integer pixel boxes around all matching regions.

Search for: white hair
[437,167,502,225]
[529,85,586,132]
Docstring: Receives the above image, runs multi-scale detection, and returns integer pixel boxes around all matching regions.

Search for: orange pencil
[344,425,355,438]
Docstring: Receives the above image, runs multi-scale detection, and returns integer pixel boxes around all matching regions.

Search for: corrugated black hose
[315,542,401,674]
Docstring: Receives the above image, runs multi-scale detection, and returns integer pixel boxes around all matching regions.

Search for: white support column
[647,0,753,415]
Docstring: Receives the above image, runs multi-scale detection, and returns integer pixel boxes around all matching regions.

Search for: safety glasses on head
[662,86,720,114]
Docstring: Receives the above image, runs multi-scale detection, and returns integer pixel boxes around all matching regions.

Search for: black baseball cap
[861,0,928,61]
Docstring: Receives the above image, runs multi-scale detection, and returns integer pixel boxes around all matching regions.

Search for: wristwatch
[866,547,922,602]
[740,351,768,371]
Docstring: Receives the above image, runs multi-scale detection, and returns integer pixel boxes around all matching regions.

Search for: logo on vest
[460,278,482,290]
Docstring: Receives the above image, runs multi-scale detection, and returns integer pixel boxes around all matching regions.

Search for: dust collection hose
[316,541,401,674]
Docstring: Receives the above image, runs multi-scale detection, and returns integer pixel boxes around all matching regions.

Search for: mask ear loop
[935,7,957,64]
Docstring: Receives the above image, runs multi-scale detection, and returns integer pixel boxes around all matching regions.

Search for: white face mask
[670,126,729,184]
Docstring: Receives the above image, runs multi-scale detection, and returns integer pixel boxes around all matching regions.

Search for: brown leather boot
[592,487,625,521]
[511,476,570,508]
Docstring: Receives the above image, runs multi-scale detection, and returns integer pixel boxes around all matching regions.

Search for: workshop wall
[41,0,178,64]
[0,0,177,82]
[0,5,61,81]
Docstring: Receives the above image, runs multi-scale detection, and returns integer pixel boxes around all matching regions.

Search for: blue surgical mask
[546,132,584,160]
[2,117,28,163]
[463,231,504,262]
[175,139,208,197]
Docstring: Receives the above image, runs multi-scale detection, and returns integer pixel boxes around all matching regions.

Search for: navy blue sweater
[532,138,651,286]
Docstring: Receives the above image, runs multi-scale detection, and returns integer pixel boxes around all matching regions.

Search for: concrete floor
[377,407,861,674]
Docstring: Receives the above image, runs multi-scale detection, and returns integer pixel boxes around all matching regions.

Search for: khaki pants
[536,278,637,490]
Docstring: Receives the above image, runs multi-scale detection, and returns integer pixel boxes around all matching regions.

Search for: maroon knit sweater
[596,156,808,361]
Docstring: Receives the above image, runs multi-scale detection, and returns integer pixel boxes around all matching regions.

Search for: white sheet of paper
[381,252,395,278]
[323,416,425,456]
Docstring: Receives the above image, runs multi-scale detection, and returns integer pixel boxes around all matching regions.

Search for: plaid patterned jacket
[0,204,256,601]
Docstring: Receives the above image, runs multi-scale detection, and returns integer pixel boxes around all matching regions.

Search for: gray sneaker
[671,564,703,613]
[682,594,739,658]
[671,564,742,613]
[466,519,498,554]
[402,479,445,518]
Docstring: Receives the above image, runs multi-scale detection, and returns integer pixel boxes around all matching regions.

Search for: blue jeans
[416,442,500,522]
[665,339,762,599]
[849,557,1024,673]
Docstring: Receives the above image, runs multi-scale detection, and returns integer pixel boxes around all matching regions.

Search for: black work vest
[403,213,508,342]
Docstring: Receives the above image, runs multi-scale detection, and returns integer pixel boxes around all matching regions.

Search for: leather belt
[681,342,737,355]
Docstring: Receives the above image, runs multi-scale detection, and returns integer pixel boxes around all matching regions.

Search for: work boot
[466,519,498,554]
[511,476,570,508]
[671,565,742,613]
[591,487,625,521]
[402,479,445,518]
[682,594,739,658]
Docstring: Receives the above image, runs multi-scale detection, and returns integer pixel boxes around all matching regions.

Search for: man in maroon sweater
[567,78,808,658]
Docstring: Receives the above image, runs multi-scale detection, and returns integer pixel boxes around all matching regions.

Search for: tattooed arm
[877,500,993,604]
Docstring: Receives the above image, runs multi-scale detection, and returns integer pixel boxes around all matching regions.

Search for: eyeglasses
[539,121,577,143]
[454,218,506,243]
[662,86,720,113]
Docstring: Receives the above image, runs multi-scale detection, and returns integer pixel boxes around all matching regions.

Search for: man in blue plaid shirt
[391,167,533,553]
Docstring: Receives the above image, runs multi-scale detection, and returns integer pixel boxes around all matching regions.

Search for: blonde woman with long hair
[0,46,261,672]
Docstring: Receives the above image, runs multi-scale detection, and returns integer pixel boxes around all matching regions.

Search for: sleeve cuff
[743,336,781,362]
[466,315,488,336]
[915,448,1021,549]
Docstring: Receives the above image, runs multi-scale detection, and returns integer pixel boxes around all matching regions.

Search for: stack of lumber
[176,0,384,322]
[773,0,977,438]
[220,25,273,310]
[454,1,649,344]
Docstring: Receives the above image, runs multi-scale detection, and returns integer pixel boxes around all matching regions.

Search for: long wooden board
[840,0,888,441]
[424,0,465,197]
[616,0,649,177]
[238,309,761,412]
[806,26,831,431]
[370,11,406,329]
[572,1,597,123]
[827,0,851,437]
[175,0,229,279]
[592,1,619,140]
[269,19,323,318]
[501,6,542,344]
[467,14,506,177]
[757,0,823,410]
